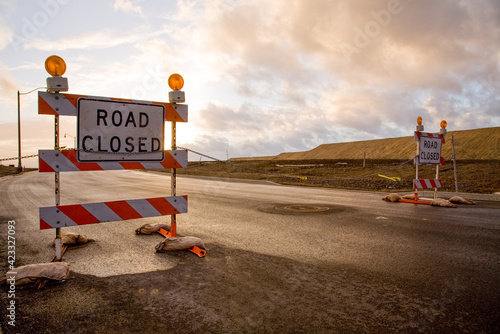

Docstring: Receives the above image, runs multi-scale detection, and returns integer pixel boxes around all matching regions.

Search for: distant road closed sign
[77,98,165,162]
[418,134,442,165]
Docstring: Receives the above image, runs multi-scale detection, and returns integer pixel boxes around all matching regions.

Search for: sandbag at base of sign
[402,194,417,200]
[382,193,402,202]
[449,196,477,205]
[431,198,457,208]
[1,262,70,286]
[52,232,95,246]
[135,223,171,235]
[155,237,206,252]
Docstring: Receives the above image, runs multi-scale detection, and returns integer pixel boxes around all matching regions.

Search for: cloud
[179,0,499,147]
[0,61,21,118]
[0,0,15,50]
[0,118,54,168]
[230,0,497,92]
[185,101,354,158]
[23,25,164,51]
[0,63,18,96]
[113,0,145,17]
[3,0,498,163]
[0,19,12,50]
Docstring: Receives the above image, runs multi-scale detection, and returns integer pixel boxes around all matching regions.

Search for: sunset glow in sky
[1,0,499,166]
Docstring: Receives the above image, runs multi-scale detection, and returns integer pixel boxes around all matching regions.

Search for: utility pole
[17,90,21,172]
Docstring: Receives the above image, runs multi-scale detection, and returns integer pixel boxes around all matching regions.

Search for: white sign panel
[77,98,165,162]
[418,134,442,165]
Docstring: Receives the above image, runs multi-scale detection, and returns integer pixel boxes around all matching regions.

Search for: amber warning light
[416,116,424,132]
[45,55,68,92]
[45,55,66,77]
[168,73,184,91]
[168,73,185,103]
[439,120,447,137]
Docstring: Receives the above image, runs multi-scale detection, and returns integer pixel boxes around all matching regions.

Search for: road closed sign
[77,98,165,162]
[417,133,443,165]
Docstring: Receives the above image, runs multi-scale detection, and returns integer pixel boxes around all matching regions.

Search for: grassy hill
[234,127,500,161]
[219,127,499,193]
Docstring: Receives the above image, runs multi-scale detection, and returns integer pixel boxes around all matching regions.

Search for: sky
[1,0,499,167]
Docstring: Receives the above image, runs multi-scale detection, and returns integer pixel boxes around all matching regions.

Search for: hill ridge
[233,127,500,161]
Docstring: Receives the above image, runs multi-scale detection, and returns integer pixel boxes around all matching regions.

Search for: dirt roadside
[172,159,500,194]
[3,159,499,194]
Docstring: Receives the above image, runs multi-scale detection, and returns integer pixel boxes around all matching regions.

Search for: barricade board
[40,195,188,229]
[39,149,187,172]
[38,91,187,122]
[414,131,445,165]
[77,98,165,162]
[414,179,442,189]
[38,86,190,242]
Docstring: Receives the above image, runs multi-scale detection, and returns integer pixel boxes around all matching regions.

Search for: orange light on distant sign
[417,116,422,125]
[168,73,184,91]
[440,120,447,129]
[45,55,66,77]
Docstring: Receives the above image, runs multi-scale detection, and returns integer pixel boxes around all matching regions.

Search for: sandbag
[135,223,170,235]
[382,193,401,202]
[2,262,70,286]
[53,232,94,246]
[431,198,457,208]
[402,194,416,200]
[155,237,206,252]
[449,196,476,205]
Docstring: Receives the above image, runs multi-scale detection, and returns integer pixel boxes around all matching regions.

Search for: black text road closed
[77,98,165,162]
[418,135,442,165]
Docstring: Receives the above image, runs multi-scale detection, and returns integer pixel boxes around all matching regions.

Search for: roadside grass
[0,165,37,177]
[0,164,21,177]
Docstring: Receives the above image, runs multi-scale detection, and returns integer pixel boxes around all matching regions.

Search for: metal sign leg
[171,121,177,237]
[54,115,62,260]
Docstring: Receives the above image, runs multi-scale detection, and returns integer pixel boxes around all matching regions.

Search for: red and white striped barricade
[38,91,187,122]
[39,149,187,172]
[413,179,442,189]
[40,196,188,230]
[414,131,445,166]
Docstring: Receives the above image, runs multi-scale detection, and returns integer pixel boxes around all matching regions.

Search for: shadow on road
[2,243,499,334]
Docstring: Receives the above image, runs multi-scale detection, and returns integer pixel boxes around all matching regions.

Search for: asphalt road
[1,170,499,333]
